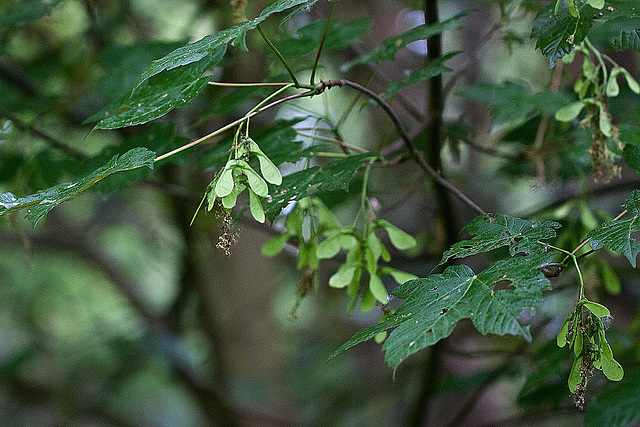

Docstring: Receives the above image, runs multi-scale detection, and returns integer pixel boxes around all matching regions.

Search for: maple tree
[1,0,640,425]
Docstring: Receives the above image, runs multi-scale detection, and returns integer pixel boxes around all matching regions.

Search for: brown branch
[0,109,89,161]
[442,23,501,99]
[318,79,486,215]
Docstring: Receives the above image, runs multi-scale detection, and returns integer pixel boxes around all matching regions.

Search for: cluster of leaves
[201,136,283,224]
[533,0,640,67]
[331,214,562,369]
[2,0,640,419]
[557,300,623,409]
[262,194,418,314]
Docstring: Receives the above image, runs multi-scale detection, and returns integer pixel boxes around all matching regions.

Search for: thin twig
[296,132,369,153]
[257,25,304,88]
[319,79,486,215]
[442,23,501,99]
[310,0,336,85]
[454,132,525,161]
[531,62,564,185]
[0,109,89,161]
[155,90,314,162]
[208,81,292,87]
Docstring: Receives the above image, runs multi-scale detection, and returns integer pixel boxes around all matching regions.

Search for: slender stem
[354,159,375,230]
[311,152,349,158]
[207,81,292,87]
[546,243,586,300]
[323,79,486,215]
[296,132,369,153]
[570,209,627,257]
[310,0,337,85]
[257,25,302,88]
[154,90,314,163]
[585,37,607,91]
[246,84,295,116]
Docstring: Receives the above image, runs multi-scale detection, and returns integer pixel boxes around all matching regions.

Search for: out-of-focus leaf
[134,0,318,87]
[343,12,469,71]
[275,18,371,58]
[585,369,640,427]
[98,41,185,101]
[0,0,65,28]
[0,147,156,226]
[517,342,571,408]
[613,29,640,51]
[587,190,640,267]
[440,213,561,265]
[330,251,554,370]
[458,81,572,125]
[532,2,594,67]
[87,46,226,129]
[383,52,459,99]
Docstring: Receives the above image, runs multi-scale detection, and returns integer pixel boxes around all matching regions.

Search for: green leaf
[585,369,640,427]
[532,2,595,67]
[317,235,343,259]
[133,0,317,88]
[557,314,572,347]
[238,161,269,197]
[383,52,460,99]
[622,70,640,93]
[623,144,640,173]
[380,268,419,285]
[274,18,371,58]
[261,234,290,257]
[0,147,155,227]
[555,101,586,121]
[262,153,376,222]
[248,188,266,223]
[568,356,583,393]
[588,0,605,8]
[612,29,640,51]
[587,190,640,267]
[440,213,561,265]
[343,12,469,71]
[263,167,319,222]
[87,46,226,129]
[249,140,282,185]
[97,41,186,101]
[329,265,357,289]
[368,274,388,304]
[330,251,554,369]
[377,219,417,250]
[215,166,235,198]
[601,345,624,381]
[315,153,377,192]
[0,0,65,28]
[458,81,572,125]
[582,300,611,317]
